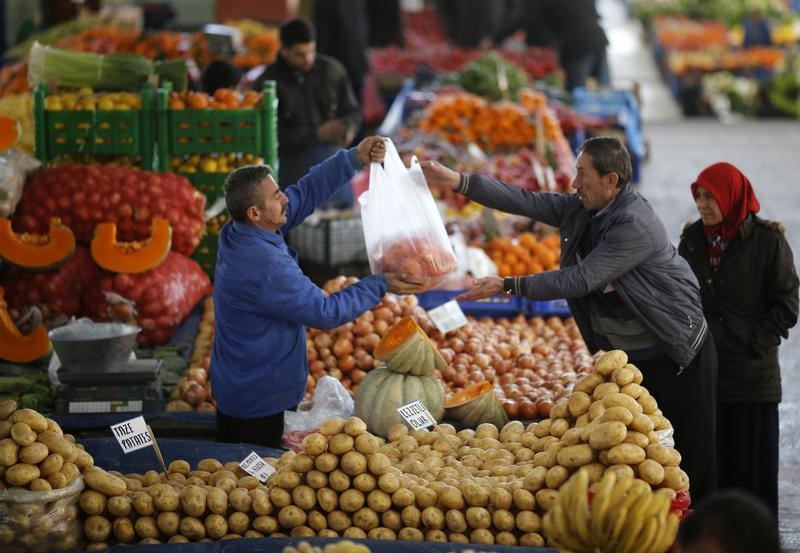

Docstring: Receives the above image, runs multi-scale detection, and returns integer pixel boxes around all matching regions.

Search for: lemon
[200,158,219,172]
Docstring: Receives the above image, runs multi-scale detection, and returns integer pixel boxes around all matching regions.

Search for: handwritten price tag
[427,300,468,334]
[397,400,436,430]
[239,452,276,483]
[110,416,152,454]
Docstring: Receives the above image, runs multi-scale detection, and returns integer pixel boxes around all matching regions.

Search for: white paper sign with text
[427,300,468,334]
[397,400,436,430]
[239,452,276,483]
[110,416,152,453]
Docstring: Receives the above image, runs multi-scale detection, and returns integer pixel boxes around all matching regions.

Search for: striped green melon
[354,366,445,438]
[373,317,447,377]
[445,381,508,429]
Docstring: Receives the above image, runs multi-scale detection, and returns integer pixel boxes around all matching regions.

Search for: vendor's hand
[457,275,504,301]
[384,272,429,295]
[356,136,387,166]
[420,160,462,191]
[318,119,348,143]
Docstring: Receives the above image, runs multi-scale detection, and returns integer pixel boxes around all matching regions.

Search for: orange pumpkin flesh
[0,217,75,271]
[445,380,509,428]
[374,316,447,376]
[91,217,172,274]
[444,381,493,409]
[0,287,51,362]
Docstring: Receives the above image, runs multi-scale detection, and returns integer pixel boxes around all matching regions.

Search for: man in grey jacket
[421,137,718,504]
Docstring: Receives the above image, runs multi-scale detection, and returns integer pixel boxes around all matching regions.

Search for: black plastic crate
[287,212,367,267]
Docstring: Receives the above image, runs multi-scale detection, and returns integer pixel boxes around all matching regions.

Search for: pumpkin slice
[374,316,447,377]
[0,217,76,271]
[91,218,172,274]
[0,287,51,362]
[0,115,20,151]
[445,381,509,429]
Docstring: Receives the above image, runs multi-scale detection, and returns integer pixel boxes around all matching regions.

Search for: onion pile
[166,297,216,412]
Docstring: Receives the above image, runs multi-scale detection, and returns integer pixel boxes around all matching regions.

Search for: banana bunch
[543,468,680,553]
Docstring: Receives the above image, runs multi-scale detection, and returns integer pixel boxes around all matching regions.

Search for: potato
[317,487,339,513]
[19,441,49,466]
[534,488,558,511]
[549,398,569,420]
[589,421,628,450]
[227,487,251,513]
[598,405,634,426]
[79,490,107,515]
[340,450,367,477]
[124,478,143,492]
[47,471,68,489]
[638,459,666,485]
[289,454,314,475]
[412,485,438,509]
[398,527,424,541]
[532,419,553,438]
[113,517,136,543]
[228,511,250,534]
[0,438,19,467]
[274,470,301,490]
[303,509,327,532]
[646,444,682,466]
[10,422,36,447]
[180,485,207,517]
[351,507,379,531]
[344,417,367,437]
[168,535,190,544]
[85,515,112,543]
[85,543,110,552]
[550,418,569,438]
[353,473,376,494]
[573,373,605,395]
[460,481,489,507]
[544,465,570,490]
[513,510,542,533]
[197,458,223,473]
[250,488,272,516]
[593,382,621,401]
[339,488,366,513]
[486,508,514,533]
[203,513,227,540]
[84,467,126,496]
[299,470,325,491]
[10,409,47,432]
[369,527,396,540]
[607,443,646,465]
[153,485,180,512]
[340,526,365,539]
[623,430,650,449]
[0,421,12,441]
[179,516,206,541]
[328,432,355,455]
[5,463,39,486]
[320,417,345,436]
[30,478,52,492]
[392,487,416,509]
[662,466,690,491]
[328,469,350,493]
[106,495,132,518]
[366,452,390,476]
[568,391,592,417]
[556,444,595,468]
[60,462,80,483]
[287,484,314,511]
[0,399,16,420]
[314,453,338,473]
[638,393,659,414]
[595,350,628,375]
[354,433,380,455]
[327,510,352,532]
[37,431,76,461]
[270,486,292,509]
[253,515,279,534]
[378,472,401,495]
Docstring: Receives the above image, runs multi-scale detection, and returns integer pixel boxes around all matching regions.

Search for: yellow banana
[590,471,617,546]
[571,469,593,549]
[633,514,661,553]
[606,481,648,546]
[651,512,680,553]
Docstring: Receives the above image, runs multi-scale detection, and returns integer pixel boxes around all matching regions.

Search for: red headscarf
[691,162,761,243]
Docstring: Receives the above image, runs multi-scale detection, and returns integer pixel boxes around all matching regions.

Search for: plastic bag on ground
[360,139,456,290]
[283,376,355,443]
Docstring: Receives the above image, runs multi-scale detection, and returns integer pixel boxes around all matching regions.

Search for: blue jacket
[211,150,388,418]
[463,174,708,369]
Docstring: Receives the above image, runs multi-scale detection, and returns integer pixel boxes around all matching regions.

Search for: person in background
[434,0,508,48]
[313,0,369,104]
[252,18,361,208]
[678,162,798,516]
[367,0,404,47]
[201,59,242,95]
[677,490,782,553]
[420,137,718,504]
[492,0,610,91]
[211,136,425,448]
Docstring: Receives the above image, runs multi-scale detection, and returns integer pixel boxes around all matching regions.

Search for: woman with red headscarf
[679,162,798,516]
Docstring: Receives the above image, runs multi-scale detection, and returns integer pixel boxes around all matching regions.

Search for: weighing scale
[55,358,163,415]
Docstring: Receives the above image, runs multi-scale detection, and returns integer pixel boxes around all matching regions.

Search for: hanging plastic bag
[360,139,456,290]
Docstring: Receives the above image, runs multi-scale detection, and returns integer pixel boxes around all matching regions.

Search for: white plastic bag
[360,139,456,290]
[0,148,40,217]
[283,376,355,434]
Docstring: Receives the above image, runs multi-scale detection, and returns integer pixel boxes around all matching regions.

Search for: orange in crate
[485,232,560,276]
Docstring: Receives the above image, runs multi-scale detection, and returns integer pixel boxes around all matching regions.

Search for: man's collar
[232,220,283,243]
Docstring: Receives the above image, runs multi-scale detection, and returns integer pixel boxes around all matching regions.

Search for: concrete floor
[597,0,800,548]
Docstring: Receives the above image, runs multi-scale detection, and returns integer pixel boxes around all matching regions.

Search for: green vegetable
[456,52,529,102]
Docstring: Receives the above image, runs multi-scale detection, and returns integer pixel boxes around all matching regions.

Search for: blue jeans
[563,50,611,91]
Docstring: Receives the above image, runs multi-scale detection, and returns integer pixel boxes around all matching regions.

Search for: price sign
[110,416,152,453]
[397,400,436,431]
[239,452,276,483]
[427,300,468,334]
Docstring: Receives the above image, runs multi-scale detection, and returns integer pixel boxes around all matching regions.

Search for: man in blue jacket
[212,136,425,448]
[421,137,718,505]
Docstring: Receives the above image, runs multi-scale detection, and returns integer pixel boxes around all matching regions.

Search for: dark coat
[679,215,799,403]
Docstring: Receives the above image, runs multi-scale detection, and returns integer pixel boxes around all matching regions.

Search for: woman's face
[694,186,724,226]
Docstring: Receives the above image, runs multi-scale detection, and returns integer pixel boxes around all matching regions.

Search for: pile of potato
[525,350,688,498]
[0,400,95,553]
[282,540,371,553]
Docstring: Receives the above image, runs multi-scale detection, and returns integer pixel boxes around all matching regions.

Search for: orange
[187,92,209,109]
[0,115,20,151]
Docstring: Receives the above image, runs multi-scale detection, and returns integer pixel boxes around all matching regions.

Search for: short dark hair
[579,137,632,188]
[224,165,273,223]
[201,60,241,94]
[678,491,781,553]
[280,19,315,48]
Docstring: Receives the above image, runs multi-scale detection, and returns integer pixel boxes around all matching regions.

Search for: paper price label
[110,416,152,453]
[239,452,276,483]
[427,300,468,334]
[397,400,436,430]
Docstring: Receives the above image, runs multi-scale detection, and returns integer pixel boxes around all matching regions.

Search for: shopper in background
[313,0,369,104]
[677,490,781,553]
[366,0,404,48]
[679,162,798,516]
[211,136,425,448]
[420,137,718,504]
[200,59,241,95]
[492,0,610,90]
[434,0,508,48]
[252,18,361,208]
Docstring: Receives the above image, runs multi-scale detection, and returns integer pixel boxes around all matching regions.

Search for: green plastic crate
[192,213,230,279]
[34,84,155,169]
[156,82,278,172]
[180,171,227,204]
